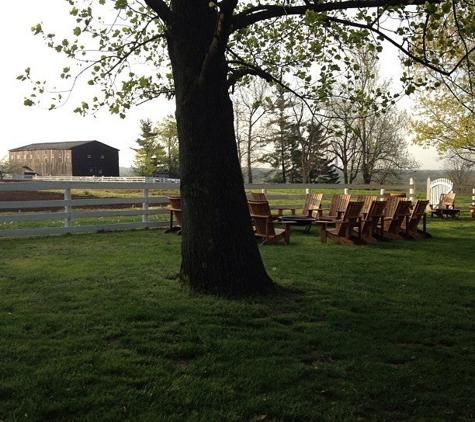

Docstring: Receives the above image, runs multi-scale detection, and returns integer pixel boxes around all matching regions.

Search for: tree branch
[226,51,318,119]
[325,15,470,77]
[143,0,173,25]
[200,0,238,83]
[232,0,444,31]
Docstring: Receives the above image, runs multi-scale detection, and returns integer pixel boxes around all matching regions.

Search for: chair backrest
[335,201,364,237]
[383,196,408,219]
[387,200,412,233]
[247,200,276,238]
[354,195,378,216]
[342,201,364,220]
[361,200,386,234]
[407,200,429,231]
[328,194,351,217]
[251,192,267,201]
[429,178,453,208]
[302,193,323,217]
[383,193,407,198]
[437,193,456,209]
[167,196,183,227]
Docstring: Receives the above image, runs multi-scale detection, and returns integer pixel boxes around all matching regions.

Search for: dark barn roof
[9,141,119,152]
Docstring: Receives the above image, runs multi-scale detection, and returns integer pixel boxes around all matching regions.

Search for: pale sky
[1,0,442,169]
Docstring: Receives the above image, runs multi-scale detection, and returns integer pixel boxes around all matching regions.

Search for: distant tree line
[233,47,419,185]
[132,48,422,184]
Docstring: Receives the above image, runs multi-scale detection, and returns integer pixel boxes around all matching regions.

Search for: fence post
[142,189,149,225]
[409,178,415,202]
[64,188,72,230]
[344,188,349,195]
[380,188,385,201]
[471,188,475,219]
[426,177,431,201]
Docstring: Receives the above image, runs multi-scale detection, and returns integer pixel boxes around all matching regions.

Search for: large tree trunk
[165,0,275,296]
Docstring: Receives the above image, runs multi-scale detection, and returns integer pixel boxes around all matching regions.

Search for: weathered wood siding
[9,148,73,176]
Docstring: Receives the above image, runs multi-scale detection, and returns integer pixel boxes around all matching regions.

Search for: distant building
[9,141,120,177]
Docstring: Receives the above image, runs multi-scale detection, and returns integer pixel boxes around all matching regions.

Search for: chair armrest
[251,213,272,218]
[276,207,297,216]
[306,207,321,217]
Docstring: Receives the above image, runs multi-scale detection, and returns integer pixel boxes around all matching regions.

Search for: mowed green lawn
[0,217,473,422]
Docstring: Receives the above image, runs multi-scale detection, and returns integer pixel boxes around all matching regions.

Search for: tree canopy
[408,5,475,166]
[21,0,474,117]
[411,90,475,162]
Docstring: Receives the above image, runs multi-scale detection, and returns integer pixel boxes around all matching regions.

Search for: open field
[0,217,474,421]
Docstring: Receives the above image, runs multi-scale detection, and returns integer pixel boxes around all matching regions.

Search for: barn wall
[9,149,73,176]
[71,143,119,176]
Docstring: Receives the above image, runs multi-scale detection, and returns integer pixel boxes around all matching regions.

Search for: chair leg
[284,225,291,244]
[318,223,328,243]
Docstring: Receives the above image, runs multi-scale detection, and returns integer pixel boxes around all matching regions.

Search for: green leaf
[31,24,42,35]
[115,0,128,9]
[441,2,451,13]
[73,27,82,36]
[405,85,416,95]
[304,9,318,25]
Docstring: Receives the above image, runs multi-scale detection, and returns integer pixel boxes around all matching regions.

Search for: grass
[0,217,474,422]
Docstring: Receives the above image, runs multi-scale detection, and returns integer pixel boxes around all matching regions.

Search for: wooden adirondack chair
[402,200,431,239]
[247,200,292,245]
[430,193,459,218]
[250,192,297,219]
[316,201,364,245]
[383,199,412,240]
[317,194,351,221]
[165,196,183,234]
[357,200,387,243]
[383,196,406,222]
[352,195,378,216]
[250,192,267,201]
[300,193,323,218]
[428,178,453,210]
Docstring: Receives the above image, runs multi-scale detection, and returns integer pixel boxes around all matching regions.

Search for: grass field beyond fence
[0,217,474,422]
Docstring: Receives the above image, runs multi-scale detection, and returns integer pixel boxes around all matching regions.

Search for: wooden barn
[9,141,120,177]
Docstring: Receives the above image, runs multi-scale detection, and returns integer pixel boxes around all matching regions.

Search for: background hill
[120,167,453,184]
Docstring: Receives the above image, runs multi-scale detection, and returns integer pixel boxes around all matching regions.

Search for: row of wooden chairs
[166,194,431,246]
[248,193,431,246]
[316,197,431,245]
[250,192,379,221]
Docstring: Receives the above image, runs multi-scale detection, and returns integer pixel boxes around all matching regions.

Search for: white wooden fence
[1,178,472,238]
[0,181,178,237]
[0,179,413,238]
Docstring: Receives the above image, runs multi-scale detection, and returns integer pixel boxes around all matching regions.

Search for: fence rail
[5,175,180,183]
[0,181,179,237]
[1,179,473,238]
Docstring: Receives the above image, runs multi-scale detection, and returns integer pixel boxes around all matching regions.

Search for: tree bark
[165,0,275,296]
